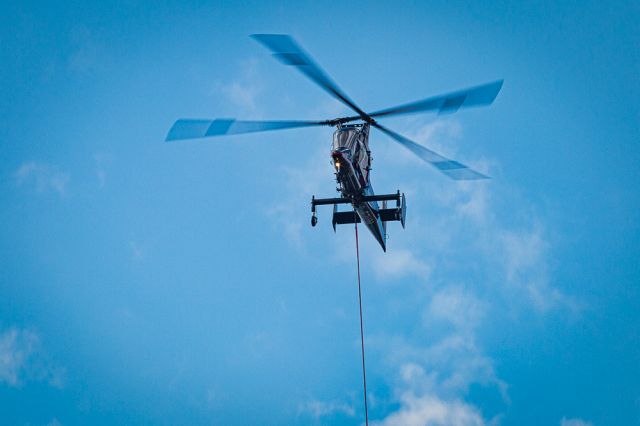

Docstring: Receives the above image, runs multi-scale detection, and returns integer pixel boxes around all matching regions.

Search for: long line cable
[354,220,369,426]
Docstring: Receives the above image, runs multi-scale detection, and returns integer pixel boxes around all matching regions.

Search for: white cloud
[386,118,582,315]
[222,80,259,112]
[560,417,594,426]
[298,398,355,419]
[266,147,330,252]
[0,327,38,386]
[381,334,504,399]
[14,162,70,196]
[500,226,546,282]
[454,181,491,223]
[216,58,264,114]
[370,346,505,426]
[374,119,465,169]
[369,285,508,414]
[408,119,464,155]
[265,114,582,423]
[425,286,486,332]
[371,248,431,280]
[363,116,588,425]
[498,226,582,314]
[372,393,486,426]
[0,327,64,388]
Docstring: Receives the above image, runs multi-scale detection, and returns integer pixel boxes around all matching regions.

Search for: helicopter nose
[331,150,344,171]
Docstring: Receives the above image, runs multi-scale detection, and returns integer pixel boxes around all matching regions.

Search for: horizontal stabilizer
[379,208,402,222]
[332,208,403,227]
[333,211,361,226]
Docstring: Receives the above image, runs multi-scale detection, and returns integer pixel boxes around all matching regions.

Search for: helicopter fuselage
[331,124,387,250]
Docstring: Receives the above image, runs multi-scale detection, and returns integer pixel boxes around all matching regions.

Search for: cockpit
[332,128,359,153]
[332,126,370,183]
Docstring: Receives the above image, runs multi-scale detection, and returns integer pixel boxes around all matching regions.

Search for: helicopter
[166,34,503,251]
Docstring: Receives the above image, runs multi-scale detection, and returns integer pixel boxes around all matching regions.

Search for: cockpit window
[332,129,358,151]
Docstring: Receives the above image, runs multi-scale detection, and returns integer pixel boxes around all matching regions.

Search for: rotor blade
[166,118,329,141]
[371,122,489,180]
[251,34,370,120]
[366,80,503,120]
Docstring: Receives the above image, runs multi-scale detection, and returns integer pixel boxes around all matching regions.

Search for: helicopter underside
[311,150,406,251]
[334,154,386,249]
[353,191,387,250]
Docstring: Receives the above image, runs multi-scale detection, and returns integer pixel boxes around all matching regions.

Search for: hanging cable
[354,220,369,426]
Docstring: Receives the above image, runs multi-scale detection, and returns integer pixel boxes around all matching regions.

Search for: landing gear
[311,196,318,226]
[311,195,351,229]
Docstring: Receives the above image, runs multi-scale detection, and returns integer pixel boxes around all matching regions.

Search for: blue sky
[1,1,638,425]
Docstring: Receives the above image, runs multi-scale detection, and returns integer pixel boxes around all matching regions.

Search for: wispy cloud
[365,118,591,424]
[498,226,583,314]
[376,331,506,400]
[0,326,64,388]
[298,397,356,420]
[387,119,581,315]
[371,248,431,281]
[0,327,38,386]
[369,289,506,425]
[14,161,70,196]
[216,58,264,115]
[266,147,330,252]
[374,118,471,170]
[560,417,594,426]
[371,393,486,426]
[365,277,507,424]
[425,286,486,332]
[265,115,583,422]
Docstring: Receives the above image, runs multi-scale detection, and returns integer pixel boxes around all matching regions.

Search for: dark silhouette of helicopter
[166,34,503,251]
